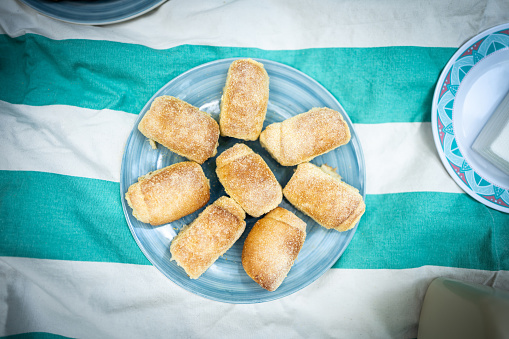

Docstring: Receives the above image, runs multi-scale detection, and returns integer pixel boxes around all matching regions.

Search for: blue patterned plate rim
[431,23,509,213]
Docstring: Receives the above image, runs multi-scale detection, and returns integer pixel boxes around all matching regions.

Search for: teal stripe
[1,171,507,270]
[0,170,149,265]
[1,333,71,339]
[0,34,454,124]
[335,192,509,270]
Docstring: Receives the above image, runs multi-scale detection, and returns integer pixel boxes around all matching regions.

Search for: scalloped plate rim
[431,22,509,213]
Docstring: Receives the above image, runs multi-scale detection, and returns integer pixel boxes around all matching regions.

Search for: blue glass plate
[120,58,366,303]
[19,0,167,25]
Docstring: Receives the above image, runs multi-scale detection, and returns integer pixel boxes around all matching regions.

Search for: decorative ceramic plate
[19,0,167,25]
[432,23,509,213]
[120,58,366,303]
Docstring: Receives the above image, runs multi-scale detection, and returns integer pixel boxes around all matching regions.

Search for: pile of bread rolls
[125,59,365,292]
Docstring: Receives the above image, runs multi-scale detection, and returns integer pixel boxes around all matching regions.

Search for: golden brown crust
[124,182,150,223]
[138,96,220,164]
[216,143,282,217]
[283,163,365,232]
[259,107,351,166]
[170,196,246,279]
[258,123,282,162]
[213,195,246,221]
[242,207,306,292]
[125,162,210,226]
[219,59,269,141]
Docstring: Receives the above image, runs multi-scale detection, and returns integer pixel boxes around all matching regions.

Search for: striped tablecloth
[1,0,509,337]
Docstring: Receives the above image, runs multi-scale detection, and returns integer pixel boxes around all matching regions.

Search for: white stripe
[0,101,462,193]
[0,101,137,183]
[355,122,463,194]
[1,257,507,338]
[2,0,509,49]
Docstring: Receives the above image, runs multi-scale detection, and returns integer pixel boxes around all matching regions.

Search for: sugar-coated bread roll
[242,207,306,292]
[219,58,269,140]
[216,143,282,217]
[259,107,351,166]
[283,163,365,232]
[170,196,246,279]
[125,162,210,226]
[138,96,220,164]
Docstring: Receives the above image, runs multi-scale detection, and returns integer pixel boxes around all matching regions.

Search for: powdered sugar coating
[219,59,269,140]
[125,162,210,226]
[260,107,351,166]
[216,143,282,217]
[283,163,365,232]
[138,96,220,164]
[242,207,306,291]
[170,196,246,279]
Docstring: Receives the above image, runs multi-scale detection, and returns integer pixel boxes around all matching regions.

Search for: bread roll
[283,163,365,232]
[125,162,210,226]
[170,196,246,279]
[259,107,351,166]
[242,207,306,292]
[219,59,269,140]
[138,96,220,164]
[216,143,282,217]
